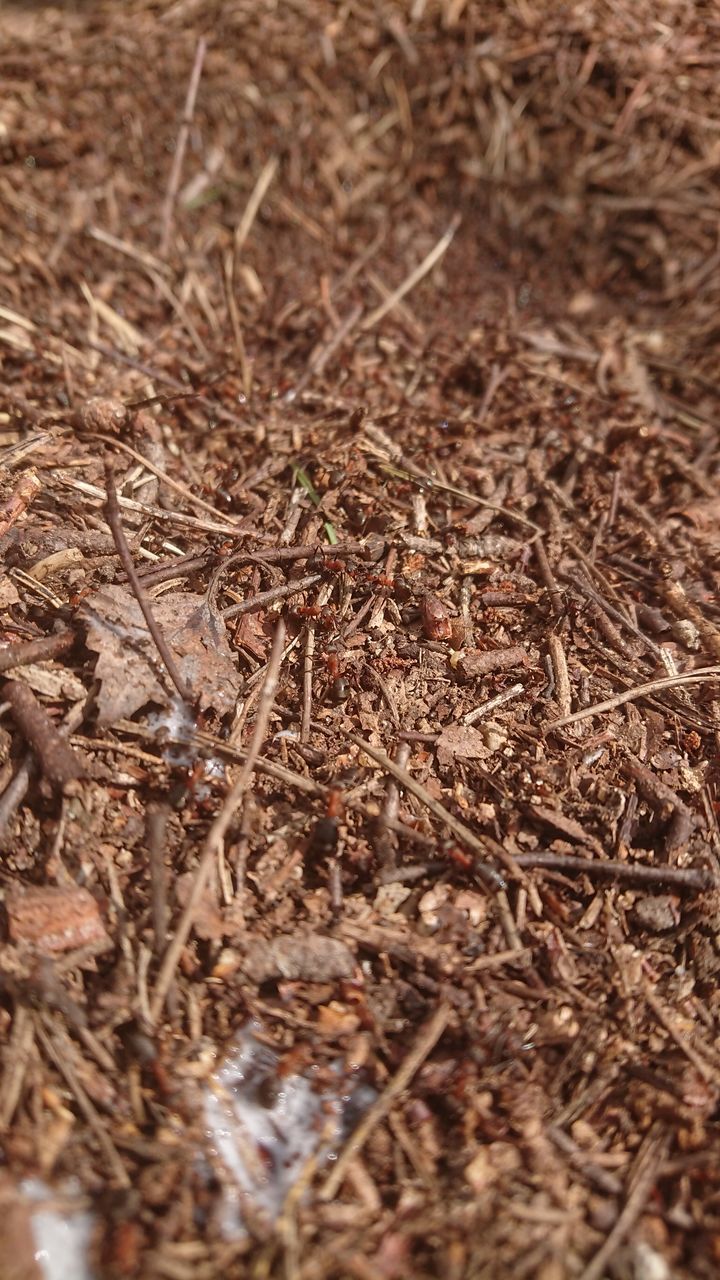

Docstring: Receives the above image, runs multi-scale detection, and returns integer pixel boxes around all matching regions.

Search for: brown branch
[2,681,84,790]
[513,851,713,892]
[0,629,75,674]
[104,463,193,704]
[534,538,563,616]
[222,572,322,619]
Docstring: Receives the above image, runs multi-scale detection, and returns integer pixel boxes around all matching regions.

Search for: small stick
[146,802,170,954]
[159,37,207,256]
[464,682,525,726]
[458,646,528,679]
[561,570,666,660]
[136,551,213,588]
[644,984,718,1083]
[320,1002,451,1201]
[57,472,251,537]
[545,667,720,731]
[361,215,461,332]
[301,621,316,743]
[534,538,563,616]
[0,629,75,674]
[375,742,410,868]
[513,852,713,892]
[301,583,331,742]
[0,753,35,841]
[233,156,279,259]
[89,432,239,529]
[0,1006,34,1129]
[349,732,508,889]
[548,635,572,720]
[222,572,322,619]
[104,464,193,704]
[150,620,286,1023]
[377,861,445,884]
[662,580,720,662]
[2,681,83,790]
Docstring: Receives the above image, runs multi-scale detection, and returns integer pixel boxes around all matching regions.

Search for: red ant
[322,650,349,703]
[318,557,355,576]
[294,603,336,626]
[308,786,345,854]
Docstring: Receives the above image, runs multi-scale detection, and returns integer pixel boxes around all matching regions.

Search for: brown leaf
[232,609,270,661]
[79,585,242,723]
[436,723,488,766]
[5,885,110,954]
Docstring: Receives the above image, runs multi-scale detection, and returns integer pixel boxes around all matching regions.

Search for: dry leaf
[0,577,21,609]
[5,885,109,954]
[79,585,241,723]
[436,723,488,766]
[232,609,270,661]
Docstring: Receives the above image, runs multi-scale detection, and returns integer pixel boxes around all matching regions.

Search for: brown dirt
[1,3,720,1278]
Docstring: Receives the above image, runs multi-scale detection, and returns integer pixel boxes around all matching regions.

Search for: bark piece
[5,885,110,954]
[241,933,355,984]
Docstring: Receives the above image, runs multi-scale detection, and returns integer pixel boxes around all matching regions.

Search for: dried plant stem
[320,1001,451,1201]
[546,666,720,730]
[146,802,170,955]
[548,635,572,720]
[534,538,563,615]
[0,1007,34,1129]
[513,852,713,892]
[0,753,35,841]
[104,464,193,704]
[150,620,286,1023]
[159,37,207,256]
[361,214,460,331]
[89,432,239,529]
[222,572,323,619]
[233,156,279,259]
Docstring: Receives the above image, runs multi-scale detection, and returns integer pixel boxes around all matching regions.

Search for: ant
[316,555,398,597]
[308,786,345,855]
[322,649,349,704]
[441,841,475,872]
[293,603,337,626]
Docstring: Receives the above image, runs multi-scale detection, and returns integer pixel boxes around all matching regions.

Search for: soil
[1,3,720,1278]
